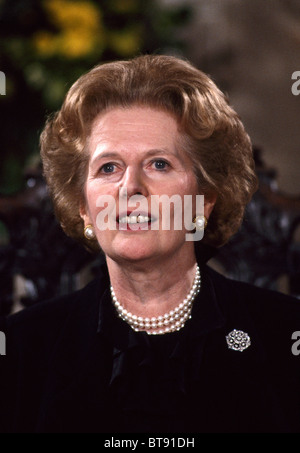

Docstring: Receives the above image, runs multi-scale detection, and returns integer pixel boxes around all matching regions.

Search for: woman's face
[81,106,214,266]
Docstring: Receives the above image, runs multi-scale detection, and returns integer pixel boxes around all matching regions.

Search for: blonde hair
[40,54,258,252]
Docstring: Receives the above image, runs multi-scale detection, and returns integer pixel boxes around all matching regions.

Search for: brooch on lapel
[226,329,251,352]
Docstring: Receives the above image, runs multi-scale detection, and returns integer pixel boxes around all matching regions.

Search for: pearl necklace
[110,265,201,335]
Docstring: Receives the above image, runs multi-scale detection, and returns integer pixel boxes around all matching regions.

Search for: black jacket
[0,260,300,433]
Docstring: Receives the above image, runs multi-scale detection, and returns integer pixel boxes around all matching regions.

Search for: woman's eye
[153,160,169,170]
[100,163,115,174]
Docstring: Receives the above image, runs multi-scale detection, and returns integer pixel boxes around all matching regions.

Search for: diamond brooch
[226,329,251,352]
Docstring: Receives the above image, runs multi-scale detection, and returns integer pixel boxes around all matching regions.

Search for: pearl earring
[193,215,207,231]
[84,224,95,240]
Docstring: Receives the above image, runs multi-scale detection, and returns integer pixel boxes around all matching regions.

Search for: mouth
[117,212,153,230]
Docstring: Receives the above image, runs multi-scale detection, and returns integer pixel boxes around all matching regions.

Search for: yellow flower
[33,0,104,59]
[33,31,57,57]
[45,0,100,30]
[58,29,97,58]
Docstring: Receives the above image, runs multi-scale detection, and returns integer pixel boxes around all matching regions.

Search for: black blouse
[1,250,300,433]
[94,264,299,433]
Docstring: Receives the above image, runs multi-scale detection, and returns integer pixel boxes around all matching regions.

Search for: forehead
[88,106,181,153]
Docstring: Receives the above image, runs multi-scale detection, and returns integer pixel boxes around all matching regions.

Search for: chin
[106,241,160,264]
[114,249,155,264]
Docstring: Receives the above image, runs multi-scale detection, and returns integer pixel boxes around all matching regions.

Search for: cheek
[85,181,112,214]
[86,186,118,233]
[160,172,197,195]
[84,188,98,220]
[176,175,199,198]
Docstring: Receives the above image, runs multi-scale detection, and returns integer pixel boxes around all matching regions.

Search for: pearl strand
[110,265,201,335]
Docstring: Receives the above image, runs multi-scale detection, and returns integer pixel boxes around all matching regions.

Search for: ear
[79,197,92,227]
[204,191,217,219]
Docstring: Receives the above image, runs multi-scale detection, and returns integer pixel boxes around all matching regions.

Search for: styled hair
[40,54,258,252]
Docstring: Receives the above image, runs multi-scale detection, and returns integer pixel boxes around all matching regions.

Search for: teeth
[137,215,150,223]
[119,215,150,224]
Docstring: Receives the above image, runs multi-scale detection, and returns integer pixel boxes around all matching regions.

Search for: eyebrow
[90,148,177,165]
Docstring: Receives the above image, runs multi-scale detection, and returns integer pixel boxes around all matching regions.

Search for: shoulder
[3,277,103,352]
[204,265,300,358]
[205,264,299,312]
[204,264,300,329]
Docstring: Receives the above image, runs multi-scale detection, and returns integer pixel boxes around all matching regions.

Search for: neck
[106,249,198,320]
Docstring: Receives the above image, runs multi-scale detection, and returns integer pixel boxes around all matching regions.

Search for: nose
[119,166,148,199]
